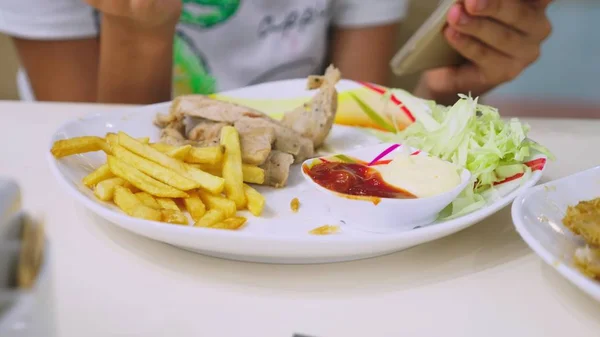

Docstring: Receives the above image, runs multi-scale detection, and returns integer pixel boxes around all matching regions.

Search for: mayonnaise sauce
[377,154,461,198]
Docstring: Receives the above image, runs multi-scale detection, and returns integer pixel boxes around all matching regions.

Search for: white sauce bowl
[302,143,472,233]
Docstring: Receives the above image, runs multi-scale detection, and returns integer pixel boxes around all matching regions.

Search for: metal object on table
[0,178,55,337]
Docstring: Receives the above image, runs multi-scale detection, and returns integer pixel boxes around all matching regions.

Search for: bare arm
[12,16,175,104]
[329,23,400,86]
[12,38,99,102]
[96,15,175,104]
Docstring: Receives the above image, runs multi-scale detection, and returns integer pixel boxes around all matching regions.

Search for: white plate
[512,166,600,301]
[47,79,547,264]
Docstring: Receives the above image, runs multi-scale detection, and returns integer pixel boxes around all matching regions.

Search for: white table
[2,101,600,337]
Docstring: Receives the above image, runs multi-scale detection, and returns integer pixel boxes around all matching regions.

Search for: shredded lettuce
[373,91,553,219]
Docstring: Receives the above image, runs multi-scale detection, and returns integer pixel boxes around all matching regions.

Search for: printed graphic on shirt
[173,0,241,96]
[257,3,329,39]
[173,31,216,96]
[180,0,241,29]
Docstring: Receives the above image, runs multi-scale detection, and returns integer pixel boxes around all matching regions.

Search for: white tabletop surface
[2,101,600,337]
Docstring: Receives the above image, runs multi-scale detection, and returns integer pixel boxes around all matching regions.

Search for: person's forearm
[97,16,176,104]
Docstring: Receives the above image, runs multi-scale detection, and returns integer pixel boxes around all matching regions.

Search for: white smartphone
[390,0,465,76]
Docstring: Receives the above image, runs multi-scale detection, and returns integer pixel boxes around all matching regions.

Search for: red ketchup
[303,160,416,199]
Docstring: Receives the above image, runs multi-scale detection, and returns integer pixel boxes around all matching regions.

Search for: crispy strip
[194,209,225,228]
[107,156,188,198]
[51,136,106,158]
[112,144,200,190]
[161,209,189,225]
[196,190,237,218]
[183,192,206,222]
[94,177,126,201]
[119,132,224,194]
[220,126,246,208]
[190,163,265,185]
[113,186,162,221]
[82,164,114,187]
[210,217,247,230]
[134,192,161,209]
[165,145,192,161]
[156,198,180,211]
[243,184,265,216]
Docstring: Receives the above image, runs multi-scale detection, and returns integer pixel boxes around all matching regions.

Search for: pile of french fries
[50,128,265,230]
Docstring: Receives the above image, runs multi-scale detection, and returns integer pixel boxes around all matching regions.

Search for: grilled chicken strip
[259,150,295,188]
[172,96,314,162]
[237,126,276,165]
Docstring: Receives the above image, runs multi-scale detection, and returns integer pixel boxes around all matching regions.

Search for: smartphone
[390,0,465,76]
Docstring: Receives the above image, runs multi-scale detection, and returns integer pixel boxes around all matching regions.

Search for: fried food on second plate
[574,246,600,280]
[563,198,600,246]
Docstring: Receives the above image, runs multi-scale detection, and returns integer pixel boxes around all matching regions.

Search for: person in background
[0,0,552,106]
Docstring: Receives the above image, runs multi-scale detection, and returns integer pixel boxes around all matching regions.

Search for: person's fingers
[444,26,523,84]
[447,4,540,62]
[464,0,553,41]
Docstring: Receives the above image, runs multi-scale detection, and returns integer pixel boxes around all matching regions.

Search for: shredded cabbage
[373,91,553,219]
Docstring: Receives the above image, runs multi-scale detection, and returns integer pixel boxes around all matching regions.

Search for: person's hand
[415,0,553,105]
[85,0,182,28]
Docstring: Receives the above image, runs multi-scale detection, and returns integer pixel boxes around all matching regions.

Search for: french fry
[197,190,236,218]
[112,144,200,191]
[190,163,265,185]
[184,166,225,194]
[51,136,107,158]
[106,133,148,150]
[82,164,114,187]
[241,165,265,185]
[152,143,224,165]
[243,184,265,216]
[220,126,246,208]
[166,145,192,161]
[120,132,224,194]
[309,225,340,235]
[94,177,126,201]
[113,186,161,221]
[183,192,206,221]
[189,164,221,177]
[156,198,180,211]
[194,209,225,228]
[210,217,247,230]
[150,143,173,153]
[185,146,224,165]
[119,132,187,170]
[161,209,189,225]
[105,133,119,150]
[107,155,188,198]
[135,192,161,209]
